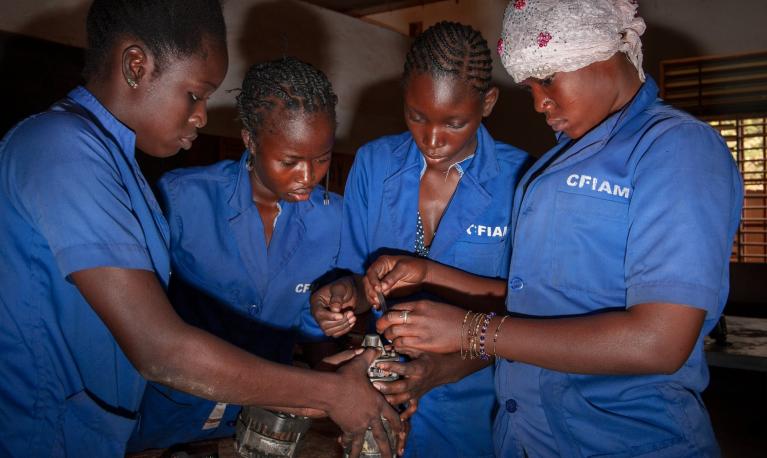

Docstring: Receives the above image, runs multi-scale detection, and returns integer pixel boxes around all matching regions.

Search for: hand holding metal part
[363,255,431,309]
[310,276,359,337]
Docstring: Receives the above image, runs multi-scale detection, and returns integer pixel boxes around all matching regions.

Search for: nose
[422,125,445,150]
[189,101,208,129]
[531,86,553,113]
[296,162,314,185]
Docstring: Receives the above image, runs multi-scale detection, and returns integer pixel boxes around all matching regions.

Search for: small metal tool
[376,290,388,314]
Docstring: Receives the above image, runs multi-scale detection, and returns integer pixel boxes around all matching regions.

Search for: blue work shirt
[128,151,340,451]
[338,125,529,457]
[495,77,743,457]
[0,87,171,457]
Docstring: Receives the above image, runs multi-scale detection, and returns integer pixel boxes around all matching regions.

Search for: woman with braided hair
[374,1,743,456]
[127,57,401,454]
[311,21,530,457]
[0,0,398,452]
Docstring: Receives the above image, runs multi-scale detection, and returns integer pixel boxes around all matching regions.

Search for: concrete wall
[365,0,767,155]
[0,0,411,153]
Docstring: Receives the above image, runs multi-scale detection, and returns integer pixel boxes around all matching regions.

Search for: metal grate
[660,51,767,117]
[708,117,767,263]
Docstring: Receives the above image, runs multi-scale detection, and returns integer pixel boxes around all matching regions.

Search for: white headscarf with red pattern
[498,0,646,83]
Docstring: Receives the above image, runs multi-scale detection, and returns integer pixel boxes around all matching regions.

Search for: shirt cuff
[627,281,720,316]
[56,243,155,280]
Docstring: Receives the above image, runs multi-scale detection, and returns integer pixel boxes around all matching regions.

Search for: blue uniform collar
[67,86,137,159]
[388,124,500,184]
[228,150,320,216]
[379,125,498,259]
[512,77,660,239]
[553,76,659,164]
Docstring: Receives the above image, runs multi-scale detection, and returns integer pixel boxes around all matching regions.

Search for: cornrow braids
[84,0,226,79]
[236,57,338,147]
[403,21,493,95]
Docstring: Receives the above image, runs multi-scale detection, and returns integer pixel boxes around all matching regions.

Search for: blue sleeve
[156,172,184,264]
[298,193,343,342]
[12,115,154,278]
[335,147,374,274]
[625,123,743,316]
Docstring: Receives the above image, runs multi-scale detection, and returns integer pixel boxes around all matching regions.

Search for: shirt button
[509,277,524,290]
[505,398,518,413]
[248,304,259,316]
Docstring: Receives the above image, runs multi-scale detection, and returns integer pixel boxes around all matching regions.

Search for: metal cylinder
[234,406,312,458]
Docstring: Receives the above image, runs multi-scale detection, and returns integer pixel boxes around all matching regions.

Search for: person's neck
[610,65,643,114]
[249,171,280,207]
[85,79,132,128]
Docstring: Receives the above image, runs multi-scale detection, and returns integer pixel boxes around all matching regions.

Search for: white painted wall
[3,0,766,154]
[365,0,767,154]
[0,0,411,152]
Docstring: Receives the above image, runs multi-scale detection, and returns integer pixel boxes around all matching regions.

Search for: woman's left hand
[376,300,464,354]
[372,353,448,421]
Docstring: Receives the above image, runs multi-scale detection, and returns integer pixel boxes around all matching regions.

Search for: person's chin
[143,146,181,159]
[284,190,312,202]
[420,149,457,164]
[546,118,567,133]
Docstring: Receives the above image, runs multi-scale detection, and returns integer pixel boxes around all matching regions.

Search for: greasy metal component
[342,334,399,458]
[234,406,312,457]
[343,417,396,458]
[362,334,400,382]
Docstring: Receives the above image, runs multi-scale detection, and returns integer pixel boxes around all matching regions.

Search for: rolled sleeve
[625,123,742,316]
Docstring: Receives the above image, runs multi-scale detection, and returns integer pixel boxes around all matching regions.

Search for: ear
[481,86,500,117]
[121,45,147,89]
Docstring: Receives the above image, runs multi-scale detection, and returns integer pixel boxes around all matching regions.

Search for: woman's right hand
[310,276,359,337]
[363,255,432,308]
[330,348,402,457]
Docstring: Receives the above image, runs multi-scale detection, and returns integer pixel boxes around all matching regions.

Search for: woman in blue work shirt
[374,1,743,457]
[0,1,398,456]
[128,56,351,451]
[312,22,530,457]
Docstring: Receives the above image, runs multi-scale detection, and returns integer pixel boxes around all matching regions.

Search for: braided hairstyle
[236,57,338,148]
[403,21,493,95]
[84,0,227,79]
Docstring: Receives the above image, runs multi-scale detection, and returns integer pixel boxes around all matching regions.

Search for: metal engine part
[343,334,399,458]
[362,333,400,383]
[234,406,311,458]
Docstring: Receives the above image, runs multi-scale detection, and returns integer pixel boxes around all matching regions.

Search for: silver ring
[400,310,410,324]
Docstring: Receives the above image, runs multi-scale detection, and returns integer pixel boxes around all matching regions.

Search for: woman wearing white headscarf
[371,0,742,456]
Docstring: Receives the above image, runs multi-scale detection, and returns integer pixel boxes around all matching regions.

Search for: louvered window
[661,51,767,263]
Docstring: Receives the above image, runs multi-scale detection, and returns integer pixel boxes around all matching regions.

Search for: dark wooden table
[705,315,767,373]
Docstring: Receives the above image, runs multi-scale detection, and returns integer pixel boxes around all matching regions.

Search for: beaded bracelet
[460,311,500,360]
[478,312,496,360]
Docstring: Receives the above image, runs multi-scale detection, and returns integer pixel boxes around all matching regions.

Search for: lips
[546,117,566,132]
[287,188,312,200]
[179,133,198,150]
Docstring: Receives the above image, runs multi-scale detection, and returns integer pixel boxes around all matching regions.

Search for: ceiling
[302,0,448,17]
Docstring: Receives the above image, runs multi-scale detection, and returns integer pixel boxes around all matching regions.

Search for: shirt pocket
[453,238,506,277]
[552,191,629,294]
[61,389,137,457]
